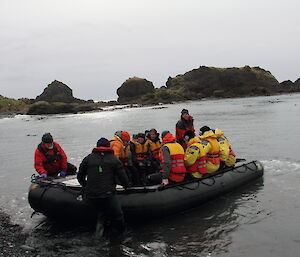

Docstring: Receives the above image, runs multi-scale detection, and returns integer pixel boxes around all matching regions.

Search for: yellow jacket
[200,130,220,173]
[214,128,236,167]
[184,137,207,178]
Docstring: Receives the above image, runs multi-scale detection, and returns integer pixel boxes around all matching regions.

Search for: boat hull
[28,161,264,222]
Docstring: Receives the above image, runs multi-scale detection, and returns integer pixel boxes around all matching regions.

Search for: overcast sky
[0,0,299,101]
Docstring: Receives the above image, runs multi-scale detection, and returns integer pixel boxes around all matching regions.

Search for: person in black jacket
[77,137,129,240]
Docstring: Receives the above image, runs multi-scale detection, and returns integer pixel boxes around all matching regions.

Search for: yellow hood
[188,137,200,146]
[214,128,224,137]
[200,130,216,140]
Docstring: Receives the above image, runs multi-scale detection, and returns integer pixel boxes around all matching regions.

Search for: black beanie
[199,126,211,134]
[97,137,110,147]
[181,109,189,115]
[137,133,145,139]
[42,133,53,143]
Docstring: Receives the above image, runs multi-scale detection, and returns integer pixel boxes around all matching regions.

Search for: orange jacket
[110,136,129,165]
[146,139,162,159]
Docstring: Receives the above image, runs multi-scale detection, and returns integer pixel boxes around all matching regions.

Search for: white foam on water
[261,159,300,174]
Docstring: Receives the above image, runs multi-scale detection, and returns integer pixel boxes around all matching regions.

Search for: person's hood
[181,115,193,121]
[187,137,200,146]
[200,130,217,140]
[111,135,123,143]
[162,133,176,144]
[92,146,114,153]
[214,128,224,137]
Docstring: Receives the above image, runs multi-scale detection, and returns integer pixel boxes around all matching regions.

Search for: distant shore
[1,92,300,118]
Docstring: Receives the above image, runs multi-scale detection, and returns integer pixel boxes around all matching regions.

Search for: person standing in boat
[146,128,162,173]
[199,126,220,173]
[214,128,236,168]
[176,109,195,150]
[160,131,186,185]
[77,137,129,240]
[34,133,77,178]
[183,130,208,178]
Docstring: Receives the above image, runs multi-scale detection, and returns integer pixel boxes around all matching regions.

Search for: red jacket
[175,115,195,149]
[34,142,67,176]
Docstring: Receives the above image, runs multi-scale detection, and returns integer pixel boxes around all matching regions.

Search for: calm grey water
[1,94,300,257]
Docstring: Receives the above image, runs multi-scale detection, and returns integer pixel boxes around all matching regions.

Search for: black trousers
[88,195,125,238]
[48,162,77,177]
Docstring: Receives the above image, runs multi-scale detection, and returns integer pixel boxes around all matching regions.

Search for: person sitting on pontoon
[159,131,186,185]
[34,133,77,178]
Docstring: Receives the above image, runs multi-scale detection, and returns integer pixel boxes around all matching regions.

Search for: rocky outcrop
[35,80,85,103]
[116,66,285,104]
[166,66,280,98]
[27,101,98,115]
[279,79,300,92]
[117,77,155,103]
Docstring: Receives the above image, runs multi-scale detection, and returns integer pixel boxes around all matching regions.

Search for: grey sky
[1,0,299,101]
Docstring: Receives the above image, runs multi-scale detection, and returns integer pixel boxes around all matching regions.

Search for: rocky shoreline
[0,210,37,256]
[1,66,300,116]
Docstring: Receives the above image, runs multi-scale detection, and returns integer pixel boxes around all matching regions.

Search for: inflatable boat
[28,160,264,223]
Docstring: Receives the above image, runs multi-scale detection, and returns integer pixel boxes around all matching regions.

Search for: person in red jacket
[34,133,77,178]
[175,109,195,149]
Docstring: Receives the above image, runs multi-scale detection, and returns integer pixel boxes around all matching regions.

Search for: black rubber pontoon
[28,160,264,222]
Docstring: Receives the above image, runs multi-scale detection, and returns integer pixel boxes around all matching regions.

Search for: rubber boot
[95,213,105,239]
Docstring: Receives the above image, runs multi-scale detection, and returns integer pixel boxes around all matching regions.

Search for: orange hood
[162,133,176,144]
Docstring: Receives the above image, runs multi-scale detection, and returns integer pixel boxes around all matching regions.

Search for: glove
[39,174,47,178]
[58,171,66,177]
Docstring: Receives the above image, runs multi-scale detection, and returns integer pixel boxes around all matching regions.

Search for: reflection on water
[24,178,264,257]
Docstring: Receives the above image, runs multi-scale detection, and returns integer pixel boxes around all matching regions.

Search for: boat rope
[176,181,201,190]
[231,161,255,174]
[30,211,38,218]
[34,219,48,229]
[200,177,216,186]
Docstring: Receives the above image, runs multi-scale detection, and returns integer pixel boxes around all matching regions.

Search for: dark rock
[294,78,300,86]
[117,66,285,104]
[27,101,99,115]
[117,77,155,103]
[279,79,300,92]
[166,66,280,98]
[35,80,85,103]
[280,80,294,87]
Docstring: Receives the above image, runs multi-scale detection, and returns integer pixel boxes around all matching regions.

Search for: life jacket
[160,133,186,182]
[110,136,129,166]
[229,146,235,157]
[146,139,161,159]
[215,128,236,161]
[176,116,195,149]
[200,131,220,165]
[134,141,149,161]
[185,142,207,174]
[38,143,61,164]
